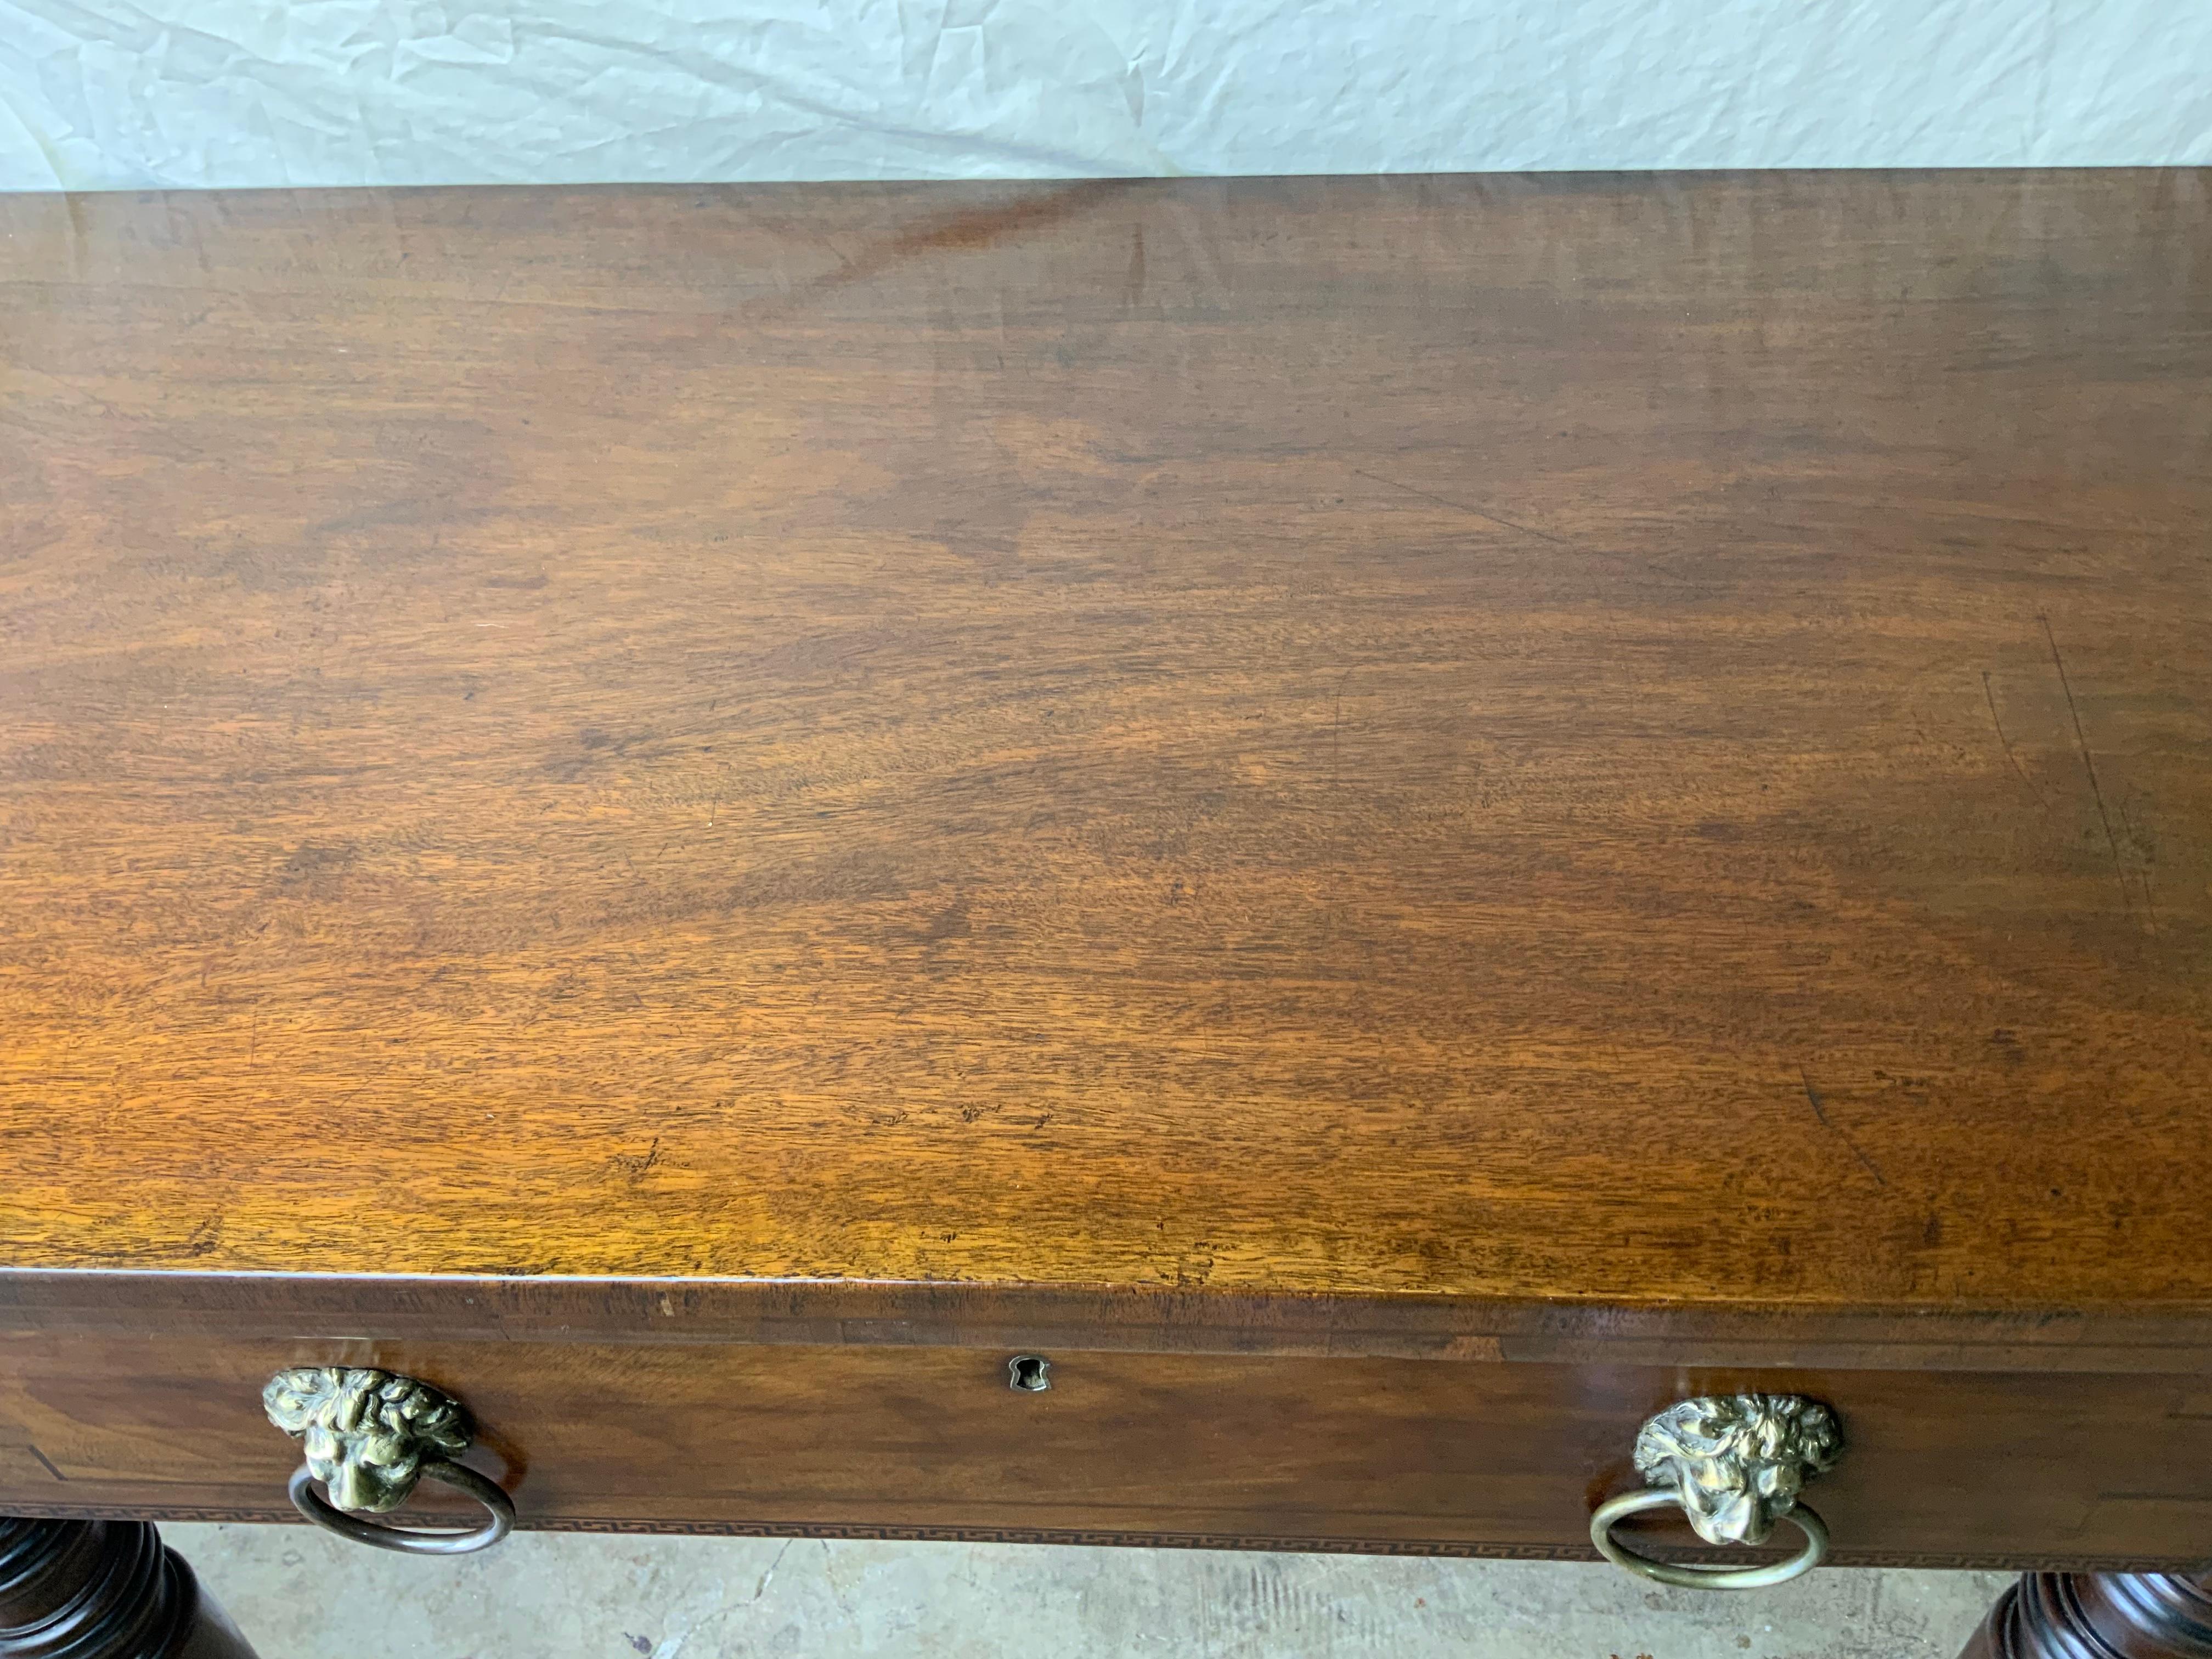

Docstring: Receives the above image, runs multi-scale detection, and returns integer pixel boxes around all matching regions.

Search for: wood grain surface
[10,1272,2212,1374]
[2,173,2209,1319]
[4,1334,2210,1570]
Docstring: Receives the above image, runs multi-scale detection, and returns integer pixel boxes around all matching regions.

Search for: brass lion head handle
[263,1367,512,1555]
[263,1367,469,1514]
[1592,1393,1844,1590]
[1634,1393,1842,1546]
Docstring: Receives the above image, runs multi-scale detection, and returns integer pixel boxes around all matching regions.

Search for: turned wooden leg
[1961,1571,2212,1659]
[0,1518,258,1658]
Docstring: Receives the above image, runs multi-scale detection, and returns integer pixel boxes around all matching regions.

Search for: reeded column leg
[0,1518,258,1658]
[1960,1571,2212,1659]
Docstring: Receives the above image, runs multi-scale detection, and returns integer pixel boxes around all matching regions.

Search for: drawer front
[2,1334,2207,1569]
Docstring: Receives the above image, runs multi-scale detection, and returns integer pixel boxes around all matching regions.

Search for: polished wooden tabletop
[1,173,2207,1335]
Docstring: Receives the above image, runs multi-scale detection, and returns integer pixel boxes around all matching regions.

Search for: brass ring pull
[1589,1393,1843,1592]
[1590,1487,1829,1590]
[264,1367,513,1558]
[286,1459,514,1556]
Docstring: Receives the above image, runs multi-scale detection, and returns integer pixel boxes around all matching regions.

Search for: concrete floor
[170,1524,2008,1657]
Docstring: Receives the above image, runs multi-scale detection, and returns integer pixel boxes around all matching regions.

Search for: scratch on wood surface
[1351,468,1570,545]
[1330,672,1348,787]
[2039,613,2141,928]
[609,1137,665,1182]
[1798,1068,1887,1188]
[1980,670,2051,815]
[2119,798,2160,936]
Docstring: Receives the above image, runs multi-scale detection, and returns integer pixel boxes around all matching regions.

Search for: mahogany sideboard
[1,172,2207,1657]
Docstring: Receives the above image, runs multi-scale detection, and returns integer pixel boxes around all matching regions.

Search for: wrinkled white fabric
[1,0,2207,190]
